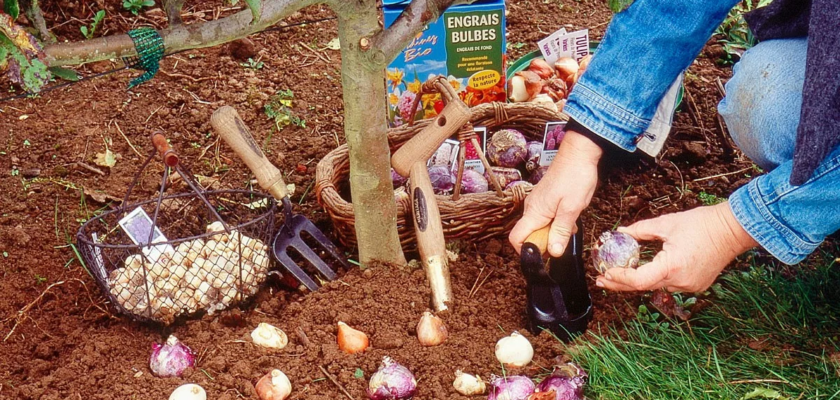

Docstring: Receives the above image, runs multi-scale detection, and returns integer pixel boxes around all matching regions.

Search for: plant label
[538,28,590,65]
[540,121,567,166]
[118,206,175,265]
[427,126,488,175]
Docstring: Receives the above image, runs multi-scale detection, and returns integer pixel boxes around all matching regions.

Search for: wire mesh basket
[76,134,277,324]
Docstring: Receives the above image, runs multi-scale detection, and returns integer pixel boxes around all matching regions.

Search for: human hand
[596,202,758,293]
[509,130,603,257]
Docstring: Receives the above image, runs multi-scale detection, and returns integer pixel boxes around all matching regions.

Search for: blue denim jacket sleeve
[564,0,740,151]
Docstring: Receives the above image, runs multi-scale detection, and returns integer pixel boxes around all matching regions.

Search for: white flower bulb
[494,331,533,367]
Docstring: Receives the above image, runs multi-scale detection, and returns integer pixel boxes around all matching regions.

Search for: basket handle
[210,106,289,201]
[151,132,179,167]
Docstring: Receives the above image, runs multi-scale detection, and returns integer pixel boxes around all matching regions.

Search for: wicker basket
[315,102,569,248]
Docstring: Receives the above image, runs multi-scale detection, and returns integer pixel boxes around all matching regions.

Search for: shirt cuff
[563,82,651,153]
[728,179,820,265]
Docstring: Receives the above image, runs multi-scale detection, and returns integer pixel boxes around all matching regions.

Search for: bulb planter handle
[519,219,591,342]
[408,161,453,312]
[390,76,471,177]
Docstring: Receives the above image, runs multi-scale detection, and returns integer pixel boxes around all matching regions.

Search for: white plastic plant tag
[428,139,460,169]
[538,28,589,65]
[427,127,488,175]
[90,232,107,280]
[637,73,684,157]
[118,206,174,265]
[539,121,567,166]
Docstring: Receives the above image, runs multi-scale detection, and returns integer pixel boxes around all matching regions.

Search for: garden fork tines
[210,106,350,291]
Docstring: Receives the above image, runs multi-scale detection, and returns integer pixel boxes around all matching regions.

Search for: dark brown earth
[0,0,777,399]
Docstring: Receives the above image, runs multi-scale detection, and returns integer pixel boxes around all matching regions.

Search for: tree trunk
[333,1,407,266]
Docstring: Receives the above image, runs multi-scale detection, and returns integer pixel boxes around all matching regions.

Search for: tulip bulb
[508,71,543,102]
[251,323,289,349]
[453,370,486,395]
[169,384,206,400]
[578,54,593,71]
[530,94,558,113]
[256,369,292,400]
[337,321,369,354]
[527,58,554,79]
[495,331,533,367]
[554,57,579,82]
[416,311,448,346]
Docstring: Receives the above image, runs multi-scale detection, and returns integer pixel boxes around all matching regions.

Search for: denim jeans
[721,38,840,264]
[561,0,840,265]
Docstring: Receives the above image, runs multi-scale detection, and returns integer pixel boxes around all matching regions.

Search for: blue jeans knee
[717,38,807,171]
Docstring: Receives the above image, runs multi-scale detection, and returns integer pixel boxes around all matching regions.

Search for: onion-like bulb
[251,323,289,349]
[416,311,448,346]
[453,370,486,395]
[495,331,533,367]
[256,369,292,400]
[169,384,206,400]
[554,57,579,82]
[337,321,369,354]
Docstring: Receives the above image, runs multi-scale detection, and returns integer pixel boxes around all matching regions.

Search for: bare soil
[0,1,769,399]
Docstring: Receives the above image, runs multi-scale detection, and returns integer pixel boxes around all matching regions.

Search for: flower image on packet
[539,121,567,166]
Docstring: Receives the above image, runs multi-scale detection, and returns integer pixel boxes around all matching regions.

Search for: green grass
[714,0,772,65]
[565,252,840,399]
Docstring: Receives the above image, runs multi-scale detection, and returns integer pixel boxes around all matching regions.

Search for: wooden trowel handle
[409,161,452,312]
[210,106,289,200]
[391,100,471,176]
[524,226,551,256]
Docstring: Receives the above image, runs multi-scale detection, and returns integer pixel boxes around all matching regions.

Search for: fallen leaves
[94,149,117,168]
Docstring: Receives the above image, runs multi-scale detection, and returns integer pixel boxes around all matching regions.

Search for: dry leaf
[94,149,118,168]
[326,38,340,50]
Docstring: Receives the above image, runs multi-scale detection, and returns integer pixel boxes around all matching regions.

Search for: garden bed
[0,0,808,399]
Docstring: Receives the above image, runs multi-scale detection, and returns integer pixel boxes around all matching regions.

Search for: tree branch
[368,0,471,68]
[44,0,325,66]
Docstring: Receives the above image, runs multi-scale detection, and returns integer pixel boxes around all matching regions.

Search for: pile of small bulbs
[108,221,270,323]
[507,55,593,114]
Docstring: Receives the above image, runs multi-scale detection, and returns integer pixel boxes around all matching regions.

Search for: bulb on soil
[256,369,292,400]
[337,321,369,354]
[495,331,533,367]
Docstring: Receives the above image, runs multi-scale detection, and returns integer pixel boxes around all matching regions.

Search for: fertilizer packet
[118,206,175,265]
[538,28,589,64]
[427,126,488,174]
[383,0,507,127]
[539,121,567,167]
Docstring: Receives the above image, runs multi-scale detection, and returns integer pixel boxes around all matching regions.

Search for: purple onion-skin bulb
[486,167,522,188]
[367,357,417,400]
[149,335,196,377]
[487,129,528,168]
[428,165,455,195]
[528,166,549,185]
[592,231,640,274]
[505,180,533,191]
[461,169,489,194]
[391,168,407,188]
[525,141,542,172]
[487,375,535,400]
[535,363,588,400]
